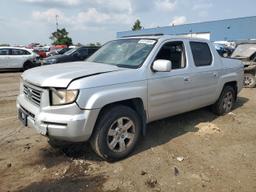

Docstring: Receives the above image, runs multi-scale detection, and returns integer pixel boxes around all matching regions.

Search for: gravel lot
[0,72,256,192]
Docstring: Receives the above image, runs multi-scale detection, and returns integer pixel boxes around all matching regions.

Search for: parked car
[26,43,40,49]
[231,43,256,88]
[214,43,234,57]
[0,47,40,71]
[33,48,47,59]
[47,48,72,57]
[46,45,67,57]
[42,46,99,65]
[17,36,243,161]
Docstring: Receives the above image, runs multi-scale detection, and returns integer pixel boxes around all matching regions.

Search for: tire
[90,105,141,161]
[243,73,256,88]
[23,61,33,71]
[212,86,235,116]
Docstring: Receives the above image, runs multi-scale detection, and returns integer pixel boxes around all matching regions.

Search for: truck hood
[22,61,122,88]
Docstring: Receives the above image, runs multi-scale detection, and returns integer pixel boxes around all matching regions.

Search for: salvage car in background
[0,47,40,71]
[47,47,72,57]
[33,48,47,59]
[231,43,256,87]
[17,35,244,161]
[214,43,234,57]
[42,46,99,65]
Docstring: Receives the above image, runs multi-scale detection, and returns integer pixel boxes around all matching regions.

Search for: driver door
[9,49,27,68]
[147,41,192,121]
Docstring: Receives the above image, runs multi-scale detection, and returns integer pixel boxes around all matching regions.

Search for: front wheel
[90,105,141,161]
[212,86,235,115]
[243,73,256,88]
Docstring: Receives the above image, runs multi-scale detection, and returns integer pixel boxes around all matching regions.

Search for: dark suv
[42,46,99,65]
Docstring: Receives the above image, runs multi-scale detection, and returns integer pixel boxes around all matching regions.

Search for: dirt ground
[0,72,256,192]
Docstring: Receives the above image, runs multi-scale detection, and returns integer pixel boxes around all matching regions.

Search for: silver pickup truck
[17,35,244,161]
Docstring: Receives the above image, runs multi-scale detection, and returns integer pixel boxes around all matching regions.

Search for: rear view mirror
[152,59,172,72]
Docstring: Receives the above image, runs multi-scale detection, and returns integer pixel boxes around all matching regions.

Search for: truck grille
[23,84,42,106]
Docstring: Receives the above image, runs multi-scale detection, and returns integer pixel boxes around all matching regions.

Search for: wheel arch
[23,59,32,65]
[23,60,33,70]
[94,98,147,137]
[222,81,238,100]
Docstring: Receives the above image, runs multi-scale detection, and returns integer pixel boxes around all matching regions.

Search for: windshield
[231,44,256,58]
[87,39,157,68]
[64,48,77,55]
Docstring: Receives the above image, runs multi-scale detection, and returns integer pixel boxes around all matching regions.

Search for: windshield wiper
[116,64,138,69]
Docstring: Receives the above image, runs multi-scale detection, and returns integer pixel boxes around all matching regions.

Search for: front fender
[76,81,148,110]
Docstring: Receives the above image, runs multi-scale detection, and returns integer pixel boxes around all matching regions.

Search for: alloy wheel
[107,117,135,153]
[222,91,233,113]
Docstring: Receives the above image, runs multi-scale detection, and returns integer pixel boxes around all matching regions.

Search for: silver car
[0,47,39,71]
[17,36,244,161]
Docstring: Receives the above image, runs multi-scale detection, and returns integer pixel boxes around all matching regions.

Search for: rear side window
[11,49,30,55]
[88,48,98,55]
[0,48,10,55]
[190,42,212,66]
[78,48,88,56]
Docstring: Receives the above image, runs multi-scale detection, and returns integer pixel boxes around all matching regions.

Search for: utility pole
[56,14,59,31]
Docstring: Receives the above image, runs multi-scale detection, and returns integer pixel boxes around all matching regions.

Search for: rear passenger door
[0,48,11,69]
[188,41,220,109]
[9,49,30,68]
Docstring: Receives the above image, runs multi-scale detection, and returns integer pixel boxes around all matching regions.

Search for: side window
[23,50,31,55]
[0,49,10,55]
[11,49,31,55]
[88,48,97,55]
[11,49,20,55]
[78,48,88,56]
[190,42,212,67]
[12,49,22,55]
[155,41,186,69]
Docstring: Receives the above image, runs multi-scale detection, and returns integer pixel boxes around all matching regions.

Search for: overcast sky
[0,0,255,45]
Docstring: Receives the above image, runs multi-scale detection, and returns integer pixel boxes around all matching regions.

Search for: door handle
[184,77,190,82]
[213,72,218,77]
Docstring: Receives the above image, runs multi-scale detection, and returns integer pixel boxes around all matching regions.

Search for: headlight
[50,88,79,106]
[44,58,57,64]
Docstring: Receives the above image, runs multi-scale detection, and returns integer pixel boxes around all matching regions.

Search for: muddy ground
[0,72,256,192]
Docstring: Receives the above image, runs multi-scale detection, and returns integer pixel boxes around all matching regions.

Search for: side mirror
[152,59,172,72]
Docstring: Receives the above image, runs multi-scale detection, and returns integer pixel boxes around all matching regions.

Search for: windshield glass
[64,48,77,55]
[231,44,256,58]
[87,39,157,68]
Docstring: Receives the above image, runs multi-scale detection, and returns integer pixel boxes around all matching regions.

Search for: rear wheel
[212,86,235,115]
[23,61,33,71]
[90,105,141,161]
[243,73,256,88]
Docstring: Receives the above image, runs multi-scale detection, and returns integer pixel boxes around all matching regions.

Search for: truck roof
[120,34,210,42]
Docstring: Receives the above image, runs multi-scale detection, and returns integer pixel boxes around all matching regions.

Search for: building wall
[117,16,256,41]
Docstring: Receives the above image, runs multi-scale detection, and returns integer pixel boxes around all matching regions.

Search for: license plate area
[18,108,28,126]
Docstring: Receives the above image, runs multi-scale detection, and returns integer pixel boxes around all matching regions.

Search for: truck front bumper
[17,95,100,142]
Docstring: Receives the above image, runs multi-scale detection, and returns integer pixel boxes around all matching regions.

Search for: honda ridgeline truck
[17,36,244,161]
